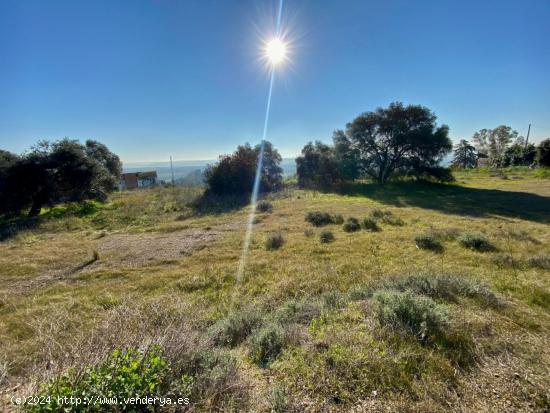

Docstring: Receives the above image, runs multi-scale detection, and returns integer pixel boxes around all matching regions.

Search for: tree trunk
[28,199,43,217]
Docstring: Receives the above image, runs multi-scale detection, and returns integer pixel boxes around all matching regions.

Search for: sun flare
[265,38,287,65]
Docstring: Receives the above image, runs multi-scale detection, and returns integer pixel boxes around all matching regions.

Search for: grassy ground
[1,169,549,412]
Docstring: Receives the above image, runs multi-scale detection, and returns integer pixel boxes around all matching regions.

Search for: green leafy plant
[27,346,167,412]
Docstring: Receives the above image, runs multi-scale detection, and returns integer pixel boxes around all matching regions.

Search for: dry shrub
[266,232,284,250]
[414,233,443,252]
[343,217,361,232]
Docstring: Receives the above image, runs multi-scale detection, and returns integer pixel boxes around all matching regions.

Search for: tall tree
[332,130,360,181]
[345,102,452,183]
[296,141,342,189]
[451,140,477,169]
[472,125,520,164]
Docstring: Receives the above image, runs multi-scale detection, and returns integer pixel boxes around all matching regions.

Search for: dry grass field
[1,168,549,412]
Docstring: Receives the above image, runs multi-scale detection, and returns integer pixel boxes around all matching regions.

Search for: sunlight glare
[266,38,287,65]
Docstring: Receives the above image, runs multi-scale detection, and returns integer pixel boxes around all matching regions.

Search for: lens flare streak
[235,0,284,288]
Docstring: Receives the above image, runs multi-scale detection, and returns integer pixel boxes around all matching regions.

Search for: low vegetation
[305,211,334,227]
[361,217,380,232]
[265,232,284,250]
[415,233,443,252]
[256,200,273,213]
[342,217,361,232]
[458,232,496,252]
[1,168,549,412]
[319,230,334,243]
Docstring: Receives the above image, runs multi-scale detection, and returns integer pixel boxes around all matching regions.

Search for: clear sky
[1,0,549,163]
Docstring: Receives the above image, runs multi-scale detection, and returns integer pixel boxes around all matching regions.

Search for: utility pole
[525,124,531,148]
[170,156,175,185]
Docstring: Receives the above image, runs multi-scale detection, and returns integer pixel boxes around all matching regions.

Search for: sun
[265,38,287,65]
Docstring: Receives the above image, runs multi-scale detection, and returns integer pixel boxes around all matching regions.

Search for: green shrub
[269,385,288,413]
[249,324,284,366]
[362,217,381,232]
[273,298,321,325]
[380,273,500,307]
[459,233,495,252]
[256,200,273,213]
[343,217,361,232]
[319,230,335,243]
[211,309,262,347]
[305,211,333,227]
[321,290,346,309]
[373,290,449,342]
[27,347,167,412]
[414,233,443,252]
[272,298,321,324]
[527,254,550,270]
[348,284,374,301]
[332,214,344,224]
[266,232,284,251]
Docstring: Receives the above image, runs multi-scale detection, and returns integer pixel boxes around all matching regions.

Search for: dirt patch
[93,227,226,268]
[7,223,239,295]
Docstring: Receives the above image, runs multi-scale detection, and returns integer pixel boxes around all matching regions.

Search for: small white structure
[119,171,158,190]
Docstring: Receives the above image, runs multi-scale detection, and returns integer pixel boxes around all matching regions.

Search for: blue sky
[1,0,549,162]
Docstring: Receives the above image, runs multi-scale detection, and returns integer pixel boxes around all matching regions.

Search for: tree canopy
[0,139,121,217]
[204,141,282,195]
[472,125,521,164]
[451,140,477,169]
[345,102,453,183]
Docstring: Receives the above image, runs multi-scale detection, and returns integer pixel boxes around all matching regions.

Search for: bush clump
[319,230,335,243]
[27,347,167,412]
[249,324,285,366]
[305,211,334,227]
[527,254,550,270]
[273,298,321,325]
[370,208,390,219]
[362,217,381,232]
[373,290,449,342]
[343,217,361,232]
[266,232,284,251]
[212,309,263,347]
[458,233,495,252]
[380,215,405,226]
[380,273,500,307]
[415,233,443,252]
[256,200,273,213]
